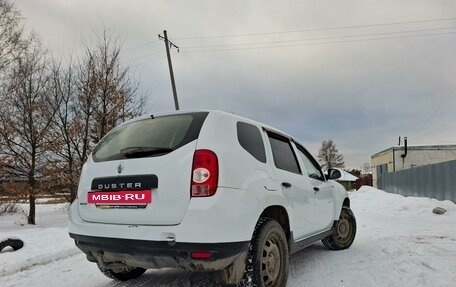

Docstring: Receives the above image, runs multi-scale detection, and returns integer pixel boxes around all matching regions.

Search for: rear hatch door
[77,112,208,225]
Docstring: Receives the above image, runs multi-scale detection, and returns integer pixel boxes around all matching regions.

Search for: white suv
[68,110,356,286]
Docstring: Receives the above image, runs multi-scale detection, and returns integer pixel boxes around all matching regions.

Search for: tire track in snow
[0,249,80,277]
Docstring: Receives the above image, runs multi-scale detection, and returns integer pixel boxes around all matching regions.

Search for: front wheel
[240,218,289,287]
[322,207,356,250]
[97,264,146,281]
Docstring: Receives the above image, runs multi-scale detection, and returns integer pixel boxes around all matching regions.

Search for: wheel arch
[333,195,351,219]
[329,179,351,219]
[343,197,350,208]
[258,205,291,243]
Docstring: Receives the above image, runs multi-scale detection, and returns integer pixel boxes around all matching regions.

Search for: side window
[267,132,301,174]
[295,144,324,181]
[237,122,266,163]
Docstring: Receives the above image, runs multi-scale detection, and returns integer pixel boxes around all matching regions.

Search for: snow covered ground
[1,186,455,287]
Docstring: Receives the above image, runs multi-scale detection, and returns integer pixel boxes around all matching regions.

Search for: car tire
[97,264,146,281]
[322,207,356,250]
[239,218,289,287]
[0,238,24,252]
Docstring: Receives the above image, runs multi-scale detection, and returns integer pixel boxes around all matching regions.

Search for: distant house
[335,169,358,191]
[371,144,456,187]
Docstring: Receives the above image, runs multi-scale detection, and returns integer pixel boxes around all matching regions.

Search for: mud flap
[213,249,248,285]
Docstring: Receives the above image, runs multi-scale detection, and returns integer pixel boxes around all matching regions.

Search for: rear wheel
[239,218,289,287]
[97,264,146,281]
[322,207,356,250]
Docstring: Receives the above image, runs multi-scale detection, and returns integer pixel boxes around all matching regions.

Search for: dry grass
[0,201,19,215]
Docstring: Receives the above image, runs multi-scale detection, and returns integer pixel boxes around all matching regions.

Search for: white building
[371,144,456,187]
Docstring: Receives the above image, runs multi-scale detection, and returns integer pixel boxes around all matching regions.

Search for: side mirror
[327,169,341,180]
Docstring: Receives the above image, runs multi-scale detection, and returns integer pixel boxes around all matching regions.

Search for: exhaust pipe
[401,137,407,158]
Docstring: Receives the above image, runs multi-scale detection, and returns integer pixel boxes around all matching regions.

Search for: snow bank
[0,188,455,287]
[324,186,456,287]
[0,203,79,277]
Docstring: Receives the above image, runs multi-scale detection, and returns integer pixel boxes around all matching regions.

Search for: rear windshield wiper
[120,147,173,158]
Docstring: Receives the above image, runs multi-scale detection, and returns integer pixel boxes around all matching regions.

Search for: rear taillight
[191,149,218,197]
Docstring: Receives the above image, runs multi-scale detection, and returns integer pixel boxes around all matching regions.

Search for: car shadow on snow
[102,268,224,287]
[289,243,328,267]
[98,243,332,287]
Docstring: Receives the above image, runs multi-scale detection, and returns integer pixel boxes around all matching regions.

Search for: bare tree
[362,162,371,174]
[0,42,55,224]
[0,3,147,214]
[46,60,81,202]
[74,46,97,170]
[86,29,145,143]
[46,29,146,202]
[0,0,27,75]
[317,139,345,170]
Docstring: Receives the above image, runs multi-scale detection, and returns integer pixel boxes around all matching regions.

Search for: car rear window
[92,112,208,162]
[237,121,266,163]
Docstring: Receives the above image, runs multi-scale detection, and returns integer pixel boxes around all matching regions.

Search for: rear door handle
[313,187,320,192]
[282,182,292,188]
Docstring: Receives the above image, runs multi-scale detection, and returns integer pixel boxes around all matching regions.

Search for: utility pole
[158,30,180,110]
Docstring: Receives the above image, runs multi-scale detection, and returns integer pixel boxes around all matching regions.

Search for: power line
[419,87,456,134]
[180,31,456,53]
[121,18,456,67]
[182,26,456,50]
[126,30,456,66]
[123,48,164,65]
[120,16,456,55]
[173,17,456,40]
[130,53,170,69]
[122,40,162,53]
[134,49,178,68]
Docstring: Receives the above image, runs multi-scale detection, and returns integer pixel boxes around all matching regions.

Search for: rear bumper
[70,233,249,272]
[69,187,261,243]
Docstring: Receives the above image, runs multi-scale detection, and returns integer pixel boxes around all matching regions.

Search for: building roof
[371,144,456,159]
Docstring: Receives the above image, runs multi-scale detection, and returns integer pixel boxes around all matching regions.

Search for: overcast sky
[14,0,456,169]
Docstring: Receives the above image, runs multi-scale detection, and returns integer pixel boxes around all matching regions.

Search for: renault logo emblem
[117,163,124,174]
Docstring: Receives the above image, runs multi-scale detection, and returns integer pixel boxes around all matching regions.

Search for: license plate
[87,190,151,205]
